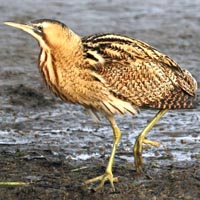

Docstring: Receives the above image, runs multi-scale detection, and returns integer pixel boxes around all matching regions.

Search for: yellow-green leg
[84,115,121,191]
[133,109,168,174]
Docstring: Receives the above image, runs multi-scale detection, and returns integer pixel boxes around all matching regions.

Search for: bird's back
[82,33,197,110]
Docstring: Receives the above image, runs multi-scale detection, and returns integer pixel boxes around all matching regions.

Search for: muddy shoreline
[0,0,200,199]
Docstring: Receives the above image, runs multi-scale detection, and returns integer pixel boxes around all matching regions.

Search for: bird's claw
[84,172,118,192]
[134,136,160,174]
[134,152,144,174]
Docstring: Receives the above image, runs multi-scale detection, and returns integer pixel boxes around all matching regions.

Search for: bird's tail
[147,88,198,110]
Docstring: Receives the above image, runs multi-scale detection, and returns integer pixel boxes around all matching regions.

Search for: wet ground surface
[0,0,200,199]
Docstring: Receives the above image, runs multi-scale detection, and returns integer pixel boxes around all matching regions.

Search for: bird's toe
[84,172,118,192]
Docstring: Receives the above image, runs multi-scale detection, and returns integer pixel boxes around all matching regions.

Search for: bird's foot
[133,137,160,174]
[84,172,118,192]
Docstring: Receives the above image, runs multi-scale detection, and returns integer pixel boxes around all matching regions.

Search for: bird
[4,19,197,192]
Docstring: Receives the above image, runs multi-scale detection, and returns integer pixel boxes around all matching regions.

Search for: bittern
[4,19,197,191]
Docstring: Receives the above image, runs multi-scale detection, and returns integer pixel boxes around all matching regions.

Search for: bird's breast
[39,48,66,99]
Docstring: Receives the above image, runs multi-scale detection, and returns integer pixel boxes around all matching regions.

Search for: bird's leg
[84,115,121,191]
[133,109,168,174]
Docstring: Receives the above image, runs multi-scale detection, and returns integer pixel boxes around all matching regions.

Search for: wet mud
[0,0,200,199]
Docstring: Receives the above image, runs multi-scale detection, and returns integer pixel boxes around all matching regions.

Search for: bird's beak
[4,21,41,40]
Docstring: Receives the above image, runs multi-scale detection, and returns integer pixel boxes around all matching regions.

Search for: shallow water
[0,0,200,169]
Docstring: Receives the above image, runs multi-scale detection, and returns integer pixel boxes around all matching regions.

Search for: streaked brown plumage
[83,33,196,110]
[4,19,197,191]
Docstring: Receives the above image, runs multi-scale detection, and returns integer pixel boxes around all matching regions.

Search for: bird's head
[4,19,81,49]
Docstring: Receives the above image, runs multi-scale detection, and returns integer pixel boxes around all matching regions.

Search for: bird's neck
[52,37,83,68]
[38,34,84,96]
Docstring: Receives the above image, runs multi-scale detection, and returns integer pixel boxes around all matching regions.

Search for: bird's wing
[82,34,197,109]
[82,33,184,75]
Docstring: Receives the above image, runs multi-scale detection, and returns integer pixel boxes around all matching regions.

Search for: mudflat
[0,1,199,199]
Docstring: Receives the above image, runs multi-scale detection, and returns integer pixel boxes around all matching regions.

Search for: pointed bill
[4,22,33,32]
[4,21,41,40]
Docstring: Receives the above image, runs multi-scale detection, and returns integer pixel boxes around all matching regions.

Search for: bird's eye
[37,25,43,32]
